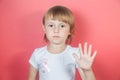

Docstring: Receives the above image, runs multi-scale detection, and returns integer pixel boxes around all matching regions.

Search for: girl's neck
[47,43,67,54]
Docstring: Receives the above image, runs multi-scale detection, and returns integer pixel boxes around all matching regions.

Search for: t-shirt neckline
[45,45,70,56]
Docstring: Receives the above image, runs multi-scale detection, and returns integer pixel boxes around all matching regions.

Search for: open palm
[73,42,97,70]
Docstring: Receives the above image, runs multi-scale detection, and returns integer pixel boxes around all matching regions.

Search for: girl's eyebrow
[45,21,54,24]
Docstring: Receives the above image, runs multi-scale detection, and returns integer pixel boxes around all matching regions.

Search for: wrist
[78,68,92,72]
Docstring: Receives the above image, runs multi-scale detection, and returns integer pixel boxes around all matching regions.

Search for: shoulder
[34,46,46,53]
[31,46,47,57]
[67,45,79,53]
[67,45,80,57]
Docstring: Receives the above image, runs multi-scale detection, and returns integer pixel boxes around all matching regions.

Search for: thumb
[73,53,79,63]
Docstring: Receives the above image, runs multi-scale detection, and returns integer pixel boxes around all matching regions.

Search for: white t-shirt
[29,45,80,80]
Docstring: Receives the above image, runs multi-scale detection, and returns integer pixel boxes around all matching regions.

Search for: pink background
[0,0,120,80]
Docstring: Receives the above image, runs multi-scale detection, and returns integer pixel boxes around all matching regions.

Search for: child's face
[44,19,71,44]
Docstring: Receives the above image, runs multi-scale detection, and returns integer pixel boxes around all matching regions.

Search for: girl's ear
[69,32,71,35]
[42,25,46,33]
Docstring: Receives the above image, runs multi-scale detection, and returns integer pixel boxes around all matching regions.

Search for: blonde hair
[43,5,75,44]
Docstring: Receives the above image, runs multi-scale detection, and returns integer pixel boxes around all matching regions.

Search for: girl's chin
[49,41,65,45]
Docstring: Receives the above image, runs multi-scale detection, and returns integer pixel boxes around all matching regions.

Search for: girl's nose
[54,26,59,33]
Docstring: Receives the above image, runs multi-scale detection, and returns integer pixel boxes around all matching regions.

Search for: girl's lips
[53,36,60,38]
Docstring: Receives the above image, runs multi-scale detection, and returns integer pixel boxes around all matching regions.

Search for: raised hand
[73,42,97,70]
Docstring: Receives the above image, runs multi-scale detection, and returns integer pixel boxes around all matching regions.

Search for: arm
[28,65,38,80]
[78,68,95,80]
[73,42,97,80]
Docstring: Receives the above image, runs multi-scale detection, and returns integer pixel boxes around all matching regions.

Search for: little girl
[28,5,97,80]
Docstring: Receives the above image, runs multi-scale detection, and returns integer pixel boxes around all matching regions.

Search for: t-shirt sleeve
[29,49,39,69]
[74,48,80,68]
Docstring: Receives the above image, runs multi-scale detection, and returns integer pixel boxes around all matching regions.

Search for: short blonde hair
[43,5,75,44]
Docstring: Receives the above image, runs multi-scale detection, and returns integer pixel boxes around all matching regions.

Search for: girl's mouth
[53,36,60,38]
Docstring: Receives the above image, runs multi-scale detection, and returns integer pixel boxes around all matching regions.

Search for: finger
[84,42,87,55]
[73,53,79,63]
[88,44,92,56]
[79,43,83,56]
[91,50,97,60]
